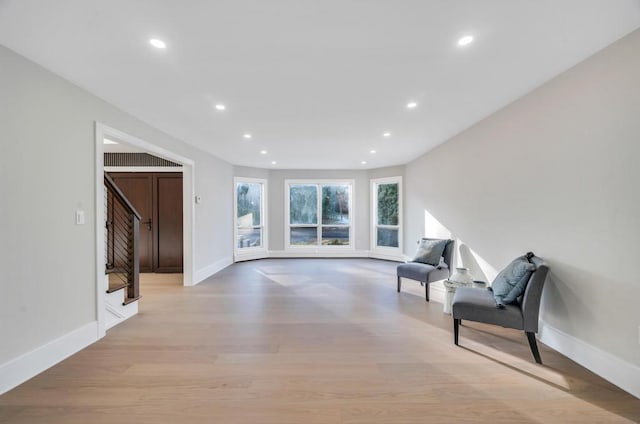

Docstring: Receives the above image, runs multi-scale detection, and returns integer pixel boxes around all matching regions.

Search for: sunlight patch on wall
[423,209,498,283]
[456,241,499,284]
[424,209,452,239]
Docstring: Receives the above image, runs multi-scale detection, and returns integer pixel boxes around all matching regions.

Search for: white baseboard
[428,280,446,303]
[0,321,98,395]
[368,251,406,262]
[105,300,138,330]
[539,321,640,399]
[269,249,369,258]
[234,249,269,262]
[191,256,233,286]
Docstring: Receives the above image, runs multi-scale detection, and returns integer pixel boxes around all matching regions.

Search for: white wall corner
[191,256,233,286]
[0,321,98,395]
[539,320,640,399]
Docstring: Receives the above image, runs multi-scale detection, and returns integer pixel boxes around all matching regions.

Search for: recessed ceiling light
[383,132,391,137]
[260,150,267,155]
[215,104,226,111]
[271,161,277,165]
[370,150,377,154]
[457,35,474,47]
[103,138,118,145]
[149,39,166,49]
[361,161,367,165]
[406,102,418,109]
[243,133,252,139]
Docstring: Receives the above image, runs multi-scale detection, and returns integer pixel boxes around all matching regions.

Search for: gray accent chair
[397,239,454,301]
[452,256,549,363]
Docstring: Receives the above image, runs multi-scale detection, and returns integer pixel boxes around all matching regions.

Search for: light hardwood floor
[1,259,638,423]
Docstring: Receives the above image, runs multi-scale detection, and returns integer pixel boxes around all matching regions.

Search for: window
[286,180,353,248]
[234,178,267,260]
[371,177,402,256]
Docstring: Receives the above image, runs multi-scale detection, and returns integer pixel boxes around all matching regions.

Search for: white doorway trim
[95,122,196,337]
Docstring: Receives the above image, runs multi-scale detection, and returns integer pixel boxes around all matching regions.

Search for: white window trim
[370,176,403,260]
[284,179,355,251]
[234,177,268,262]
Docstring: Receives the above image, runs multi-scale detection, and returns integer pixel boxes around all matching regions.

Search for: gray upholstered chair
[397,238,454,301]
[452,256,549,363]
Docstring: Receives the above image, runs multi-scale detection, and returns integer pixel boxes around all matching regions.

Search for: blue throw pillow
[412,238,448,266]
[491,253,536,308]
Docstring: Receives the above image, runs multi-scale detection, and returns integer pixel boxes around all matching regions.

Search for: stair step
[123,295,141,306]
[106,282,127,293]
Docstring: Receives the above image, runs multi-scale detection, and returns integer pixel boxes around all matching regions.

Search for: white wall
[233,166,270,180]
[367,165,405,181]
[405,28,640,376]
[193,159,233,275]
[0,45,233,368]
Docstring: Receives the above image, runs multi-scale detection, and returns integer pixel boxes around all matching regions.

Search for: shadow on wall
[539,261,599,337]
[453,242,580,350]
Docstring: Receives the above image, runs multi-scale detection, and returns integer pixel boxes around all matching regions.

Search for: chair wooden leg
[397,276,401,292]
[425,282,429,302]
[526,332,542,364]
[454,318,460,345]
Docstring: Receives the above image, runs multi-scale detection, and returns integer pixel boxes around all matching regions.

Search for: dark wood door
[108,172,183,273]
[109,173,154,272]
[154,174,183,272]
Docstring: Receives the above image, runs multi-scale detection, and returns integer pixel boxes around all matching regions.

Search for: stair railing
[104,174,141,304]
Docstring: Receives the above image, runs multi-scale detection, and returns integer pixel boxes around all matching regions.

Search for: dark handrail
[104,174,141,220]
[104,173,141,305]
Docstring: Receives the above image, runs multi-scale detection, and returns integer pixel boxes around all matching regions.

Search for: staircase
[104,173,141,329]
[103,273,139,330]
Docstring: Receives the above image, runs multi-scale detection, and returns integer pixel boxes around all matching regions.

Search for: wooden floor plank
[1,259,638,423]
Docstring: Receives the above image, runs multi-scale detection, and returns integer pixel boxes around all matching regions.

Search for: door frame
[95,122,195,338]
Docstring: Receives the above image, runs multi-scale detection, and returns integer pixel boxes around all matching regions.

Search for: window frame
[234,177,268,261]
[285,179,355,250]
[370,176,403,258]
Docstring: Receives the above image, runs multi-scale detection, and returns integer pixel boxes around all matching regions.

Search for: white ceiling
[1,1,639,169]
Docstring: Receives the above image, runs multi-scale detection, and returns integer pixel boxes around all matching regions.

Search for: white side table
[443,279,488,314]
[442,279,472,314]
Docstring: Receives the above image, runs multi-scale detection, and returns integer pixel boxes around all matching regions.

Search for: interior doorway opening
[95,123,195,337]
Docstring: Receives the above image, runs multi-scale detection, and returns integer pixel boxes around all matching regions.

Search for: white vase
[449,267,473,285]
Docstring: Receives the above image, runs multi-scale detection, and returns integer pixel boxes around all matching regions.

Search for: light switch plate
[75,210,85,225]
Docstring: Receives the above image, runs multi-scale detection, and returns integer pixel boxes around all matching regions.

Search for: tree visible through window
[287,181,352,247]
[321,185,350,245]
[236,181,263,249]
[377,183,399,247]
[372,177,402,252]
[289,184,317,245]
